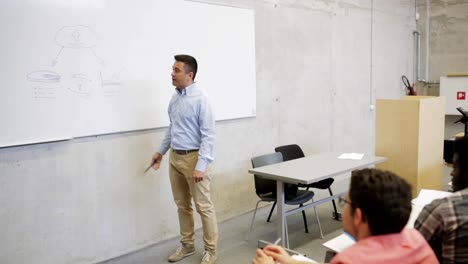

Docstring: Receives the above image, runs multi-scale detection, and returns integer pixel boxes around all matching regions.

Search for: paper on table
[337,153,364,160]
[322,232,356,253]
[291,254,317,263]
[413,189,451,207]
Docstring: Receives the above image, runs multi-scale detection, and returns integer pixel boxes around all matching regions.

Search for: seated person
[252,168,438,264]
[415,135,468,264]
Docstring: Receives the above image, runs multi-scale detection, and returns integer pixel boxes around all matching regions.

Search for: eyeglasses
[338,196,353,207]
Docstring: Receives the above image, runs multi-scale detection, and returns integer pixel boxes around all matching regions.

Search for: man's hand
[151,152,163,171]
[252,248,275,264]
[193,170,205,183]
[263,245,294,264]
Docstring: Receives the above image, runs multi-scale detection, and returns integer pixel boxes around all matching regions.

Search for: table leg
[277,181,286,247]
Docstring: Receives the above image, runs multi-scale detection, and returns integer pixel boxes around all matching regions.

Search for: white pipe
[414,30,422,82]
[415,0,419,21]
[425,0,430,82]
[414,0,425,83]
[369,0,374,106]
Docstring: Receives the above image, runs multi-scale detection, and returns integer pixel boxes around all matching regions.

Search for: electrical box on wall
[440,76,468,115]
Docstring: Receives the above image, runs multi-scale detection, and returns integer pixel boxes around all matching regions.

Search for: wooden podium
[375,96,445,197]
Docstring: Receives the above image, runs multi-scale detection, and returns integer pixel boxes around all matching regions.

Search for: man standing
[415,135,468,264]
[253,168,438,264]
[151,54,218,264]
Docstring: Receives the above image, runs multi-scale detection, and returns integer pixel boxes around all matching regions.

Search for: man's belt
[173,149,199,155]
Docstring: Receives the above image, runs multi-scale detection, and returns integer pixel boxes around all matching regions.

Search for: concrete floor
[100,165,453,264]
[99,195,343,264]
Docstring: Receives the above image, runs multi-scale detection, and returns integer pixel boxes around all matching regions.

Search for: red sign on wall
[457,91,466,100]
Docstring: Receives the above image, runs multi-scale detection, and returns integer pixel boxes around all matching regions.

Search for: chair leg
[312,199,324,239]
[300,204,309,233]
[247,200,263,241]
[267,202,277,222]
[328,187,339,220]
[285,216,290,248]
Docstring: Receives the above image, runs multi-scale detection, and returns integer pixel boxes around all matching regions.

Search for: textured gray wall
[418,0,468,81]
[416,0,468,136]
[0,1,414,263]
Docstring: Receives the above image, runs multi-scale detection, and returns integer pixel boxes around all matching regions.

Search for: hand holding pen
[252,239,282,264]
[260,238,297,264]
[145,152,163,173]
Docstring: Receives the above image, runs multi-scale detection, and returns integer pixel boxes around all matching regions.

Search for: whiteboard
[0,0,256,147]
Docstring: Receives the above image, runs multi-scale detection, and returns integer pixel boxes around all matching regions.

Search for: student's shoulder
[330,242,371,264]
[403,228,428,242]
[456,188,468,200]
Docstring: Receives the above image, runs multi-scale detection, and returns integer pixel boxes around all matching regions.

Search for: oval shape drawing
[55,25,97,48]
[27,70,61,83]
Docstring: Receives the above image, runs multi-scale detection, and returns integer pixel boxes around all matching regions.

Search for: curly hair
[349,168,412,236]
[453,135,468,191]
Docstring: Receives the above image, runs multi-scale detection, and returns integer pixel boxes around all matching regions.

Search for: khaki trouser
[169,149,218,254]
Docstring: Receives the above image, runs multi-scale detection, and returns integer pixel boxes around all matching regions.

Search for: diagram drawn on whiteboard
[27,25,125,99]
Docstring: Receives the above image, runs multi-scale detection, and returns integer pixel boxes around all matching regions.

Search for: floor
[100,166,452,264]
[100,196,343,264]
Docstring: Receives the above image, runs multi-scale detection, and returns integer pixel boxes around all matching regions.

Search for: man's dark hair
[174,54,198,81]
[453,135,468,191]
[349,168,412,236]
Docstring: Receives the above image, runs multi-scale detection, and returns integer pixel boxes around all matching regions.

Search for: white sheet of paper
[337,153,364,160]
[291,254,317,263]
[322,232,356,252]
[413,189,451,207]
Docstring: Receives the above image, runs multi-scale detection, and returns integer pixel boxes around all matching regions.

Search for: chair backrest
[251,152,283,196]
[251,152,299,197]
[252,152,283,168]
[275,144,305,161]
[275,144,334,189]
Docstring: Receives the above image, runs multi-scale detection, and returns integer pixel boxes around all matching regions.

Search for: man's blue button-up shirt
[158,83,215,172]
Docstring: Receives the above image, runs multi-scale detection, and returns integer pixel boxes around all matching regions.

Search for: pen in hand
[273,238,281,246]
[144,158,160,173]
[270,238,282,264]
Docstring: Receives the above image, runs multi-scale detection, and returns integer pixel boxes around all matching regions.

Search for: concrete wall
[416,0,468,136]
[0,1,415,263]
[418,0,468,81]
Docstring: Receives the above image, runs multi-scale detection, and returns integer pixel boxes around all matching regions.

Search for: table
[248,152,387,247]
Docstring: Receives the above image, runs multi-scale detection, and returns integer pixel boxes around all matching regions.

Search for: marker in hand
[144,158,160,173]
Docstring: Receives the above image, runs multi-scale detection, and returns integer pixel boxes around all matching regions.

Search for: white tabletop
[248,152,387,185]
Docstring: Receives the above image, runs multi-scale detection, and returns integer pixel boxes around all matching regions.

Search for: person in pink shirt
[252,168,439,264]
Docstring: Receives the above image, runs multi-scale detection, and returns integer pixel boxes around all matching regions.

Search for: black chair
[275,144,339,220]
[249,152,322,240]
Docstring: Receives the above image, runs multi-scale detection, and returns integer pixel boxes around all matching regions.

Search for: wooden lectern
[375,96,445,197]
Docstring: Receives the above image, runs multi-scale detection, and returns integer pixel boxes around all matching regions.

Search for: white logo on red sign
[457,91,466,100]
